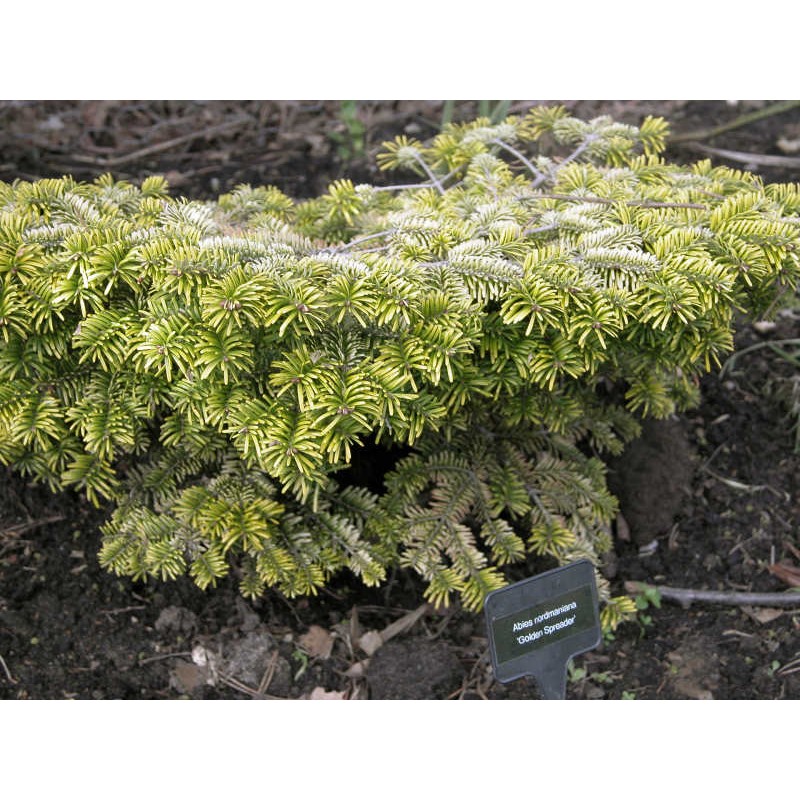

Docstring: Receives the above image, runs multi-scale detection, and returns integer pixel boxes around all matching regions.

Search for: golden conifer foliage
[1,108,798,625]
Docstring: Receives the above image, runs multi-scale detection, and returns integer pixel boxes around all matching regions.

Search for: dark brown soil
[1,100,799,701]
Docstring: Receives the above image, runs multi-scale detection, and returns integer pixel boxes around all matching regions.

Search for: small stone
[155,606,198,636]
[752,320,777,334]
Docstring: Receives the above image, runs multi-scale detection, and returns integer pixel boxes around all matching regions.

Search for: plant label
[484,560,601,699]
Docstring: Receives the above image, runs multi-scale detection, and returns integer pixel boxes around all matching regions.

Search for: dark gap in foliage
[334,433,411,495]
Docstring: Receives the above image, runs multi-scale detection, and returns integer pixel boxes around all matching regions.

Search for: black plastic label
[491,583,596,664]
[484,560,601,698]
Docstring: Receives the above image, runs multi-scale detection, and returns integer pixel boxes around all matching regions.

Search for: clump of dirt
[367,638,465,699]
[606,417,695,546]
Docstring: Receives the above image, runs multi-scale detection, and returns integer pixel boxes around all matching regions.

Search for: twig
[776,656,800,677]
[0,515,66,537]
[218,670,282,700]
[0,653,17,684]
[625,581,800,608]
[379,603,430,642]
[669,100,800,144]
[257,650,280,695]
[137,651,193,665]
[371,166,464,194]
[218,671,262,698]
[100,605,146,619]
[523,222,559,237]
[682,142,800,169]
[67,116,252,168]
[721,338,800,376]
[559,133,600,167]
[329,228,397,253]
[491,138,546,185]
[373,181,442,192]
[534,192,707,210]
[410,152,445,195]
[699,464,787,498]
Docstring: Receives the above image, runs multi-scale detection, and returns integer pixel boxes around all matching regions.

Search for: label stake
[484,560,602,699]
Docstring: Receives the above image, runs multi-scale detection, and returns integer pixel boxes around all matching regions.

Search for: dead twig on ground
[218,670,283,700]
[669,100,800,144]
[699,464,788,499]
[68,116,252,168]
[625,581,800,608]
[100,605,146,619]
[0,515,66,537]
[0,653,18,684]
[776,655,800,677]
[257,650,280,696]
[137,651,193,665]
[681,142,800,169]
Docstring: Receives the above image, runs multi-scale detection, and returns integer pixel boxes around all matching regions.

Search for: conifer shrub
[1,107,798,629]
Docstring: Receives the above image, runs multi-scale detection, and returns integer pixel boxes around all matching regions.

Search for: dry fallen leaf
[357,604,430,656]
[740,606,784,624]
[379,604,429,642]
[172,662,207,692]
[308,686,347,700]
[767,562,800,588]
[358,630,383,656]
[344,659,369,678]
[298,625,334,659]
[615,512,630,542]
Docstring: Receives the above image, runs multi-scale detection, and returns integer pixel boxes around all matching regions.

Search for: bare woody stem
[0,515,66,537]
[372,166,463,194]
[329,228,397,253]
[412,152,445,195]
[523,223,559,236]
[560,133,601,167]
[491,138,547,186]
[625,581,800,608]
[535,193,707,210]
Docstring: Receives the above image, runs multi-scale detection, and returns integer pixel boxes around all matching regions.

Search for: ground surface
[1,100,799,700]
